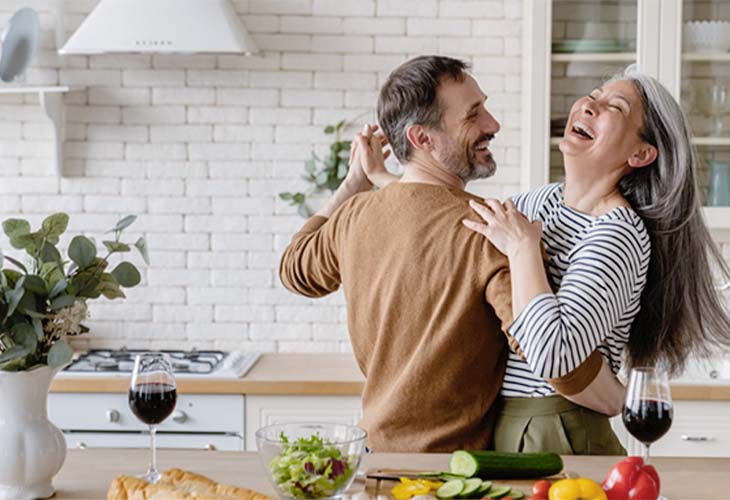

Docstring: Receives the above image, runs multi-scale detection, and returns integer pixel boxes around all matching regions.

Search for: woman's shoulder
[588,208,651,256]
[512,183,563,218]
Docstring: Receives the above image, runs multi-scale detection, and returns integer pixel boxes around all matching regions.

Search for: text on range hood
[59,0,258,55]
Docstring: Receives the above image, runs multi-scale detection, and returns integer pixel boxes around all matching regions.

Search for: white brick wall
[18,0,701,355]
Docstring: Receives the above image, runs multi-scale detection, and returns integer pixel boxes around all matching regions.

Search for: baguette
[107,469,274,500]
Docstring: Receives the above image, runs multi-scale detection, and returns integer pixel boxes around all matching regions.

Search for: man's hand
[314,125,377,218]
[353,124,399,188]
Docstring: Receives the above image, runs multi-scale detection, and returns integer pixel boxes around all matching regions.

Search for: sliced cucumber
[438,473,468,481]
[457,478,482,498]
[436,479,465,499]
[483,485,511,499]
[508,488,525,499]
[449,450,479,478]
[476,481,492,495]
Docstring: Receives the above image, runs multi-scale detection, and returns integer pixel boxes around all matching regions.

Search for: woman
[354,67,730,455]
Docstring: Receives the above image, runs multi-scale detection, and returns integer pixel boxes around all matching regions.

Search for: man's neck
[399,157,465,190]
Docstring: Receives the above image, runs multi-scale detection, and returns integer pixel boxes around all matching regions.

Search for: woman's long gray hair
[614,67,730,374]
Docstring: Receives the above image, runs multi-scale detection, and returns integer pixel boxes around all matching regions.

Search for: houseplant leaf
[68,236,97,268]
[47,339,73,368]
[2,218,30,240]
[134,237,150,265]
[49,278,68,298]
[98,273,125,299]
[49,294,76,310]
[4,255,27,273]
[41,213,69,243]
[23,275,48,296]
[40,241,62,264]
[32,317,43,340]
[111,262,141,287]
[103,241,131,253]
[0,345,29,366]
[111,215,137,233]
[11,323,37,354]
[6,277,25,317]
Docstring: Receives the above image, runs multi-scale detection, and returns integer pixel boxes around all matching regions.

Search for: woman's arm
[564,359,626,416]
[463,198,649,379]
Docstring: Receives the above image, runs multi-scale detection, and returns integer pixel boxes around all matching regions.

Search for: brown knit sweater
[280,183,513,452]
[280,183,602,451]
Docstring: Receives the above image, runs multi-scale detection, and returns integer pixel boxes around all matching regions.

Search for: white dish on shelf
[0,7,39,83]
[684,20,730,53]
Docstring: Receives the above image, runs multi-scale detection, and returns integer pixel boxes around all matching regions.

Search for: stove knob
[172,410,188,423]
[106,409,120,423]
[205,444,216,451]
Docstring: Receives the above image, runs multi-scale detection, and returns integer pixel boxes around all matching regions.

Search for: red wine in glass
[129,353,176,483]
[623,367,673,463]
[623,399,673,444]
[129,383,177,425]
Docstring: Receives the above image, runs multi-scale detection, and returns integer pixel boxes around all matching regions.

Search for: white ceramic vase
[0,365,67,500]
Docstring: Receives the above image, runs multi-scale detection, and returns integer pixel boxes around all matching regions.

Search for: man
[279,56,601,452]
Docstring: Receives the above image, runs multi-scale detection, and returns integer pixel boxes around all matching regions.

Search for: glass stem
[149,425,158,477]
[644,443,651,464]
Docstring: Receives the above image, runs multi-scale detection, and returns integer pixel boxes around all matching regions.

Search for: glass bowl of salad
[255,422,367,500]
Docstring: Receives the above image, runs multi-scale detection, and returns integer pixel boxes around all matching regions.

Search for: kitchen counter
[51,353,730,400]
[54,449,730,499]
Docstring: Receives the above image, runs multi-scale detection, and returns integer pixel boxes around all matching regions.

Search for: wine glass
[697,83,730,136]
[622,367,673,463]
[129,353,177,483]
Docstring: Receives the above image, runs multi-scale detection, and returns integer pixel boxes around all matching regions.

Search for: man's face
[430,75,501,182]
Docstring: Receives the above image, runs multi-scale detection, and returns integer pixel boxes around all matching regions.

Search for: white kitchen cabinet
[63,432,243,451]
[244,395,362,451]
[611,400,730,457]
[48,392,246,450]
[523,0,730,228]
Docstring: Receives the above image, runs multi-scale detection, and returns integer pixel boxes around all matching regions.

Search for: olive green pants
[492,395,626,456]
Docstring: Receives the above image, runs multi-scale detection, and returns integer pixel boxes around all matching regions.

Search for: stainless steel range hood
[58,0,258,55]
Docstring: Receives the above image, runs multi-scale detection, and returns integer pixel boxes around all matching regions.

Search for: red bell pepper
[602,456,660,500]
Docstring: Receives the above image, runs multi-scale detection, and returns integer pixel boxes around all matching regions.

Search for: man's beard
[438,133,496,182]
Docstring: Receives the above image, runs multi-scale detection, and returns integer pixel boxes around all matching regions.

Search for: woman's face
[559,79,653,171]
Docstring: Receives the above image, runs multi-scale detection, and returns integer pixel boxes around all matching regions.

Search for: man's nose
[483,110,500,135]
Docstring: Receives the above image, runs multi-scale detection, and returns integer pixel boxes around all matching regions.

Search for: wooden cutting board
[362,469,564,498]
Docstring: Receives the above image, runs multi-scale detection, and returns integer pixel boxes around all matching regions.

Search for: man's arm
[279,146,373,297]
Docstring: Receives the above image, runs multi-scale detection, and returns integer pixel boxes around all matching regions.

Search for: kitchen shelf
[551,52,636,63]
[0,86,79,176]
[683,53,730,62]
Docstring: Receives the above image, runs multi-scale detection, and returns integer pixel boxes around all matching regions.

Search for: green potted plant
[279,120,352,217]
[0,213,147,500]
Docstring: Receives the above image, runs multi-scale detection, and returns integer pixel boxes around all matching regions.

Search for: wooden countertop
[51,354,365,395]
[54,449,730,499]
[51,353,730,400]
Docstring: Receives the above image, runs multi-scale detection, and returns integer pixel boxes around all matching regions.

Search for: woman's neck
[563,159,629,215]
[400,156,465,190]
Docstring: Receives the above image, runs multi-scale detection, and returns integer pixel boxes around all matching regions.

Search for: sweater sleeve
[507,219,649,378]
[279,215,343,298]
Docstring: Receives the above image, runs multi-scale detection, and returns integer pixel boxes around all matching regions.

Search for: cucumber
[436,479,465,499]
[483,486,511,499]
[449,450,564,479]
[508,489,525,499]
[457,478,482,498]
[476,481,492,495]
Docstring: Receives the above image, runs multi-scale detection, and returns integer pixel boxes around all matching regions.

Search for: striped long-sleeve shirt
[501,183,651,397]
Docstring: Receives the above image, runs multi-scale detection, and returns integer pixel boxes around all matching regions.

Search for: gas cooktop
[60,347,260,379]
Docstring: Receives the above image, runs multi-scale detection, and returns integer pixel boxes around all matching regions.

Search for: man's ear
[627,143,658,169]
[405,124,433,153]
